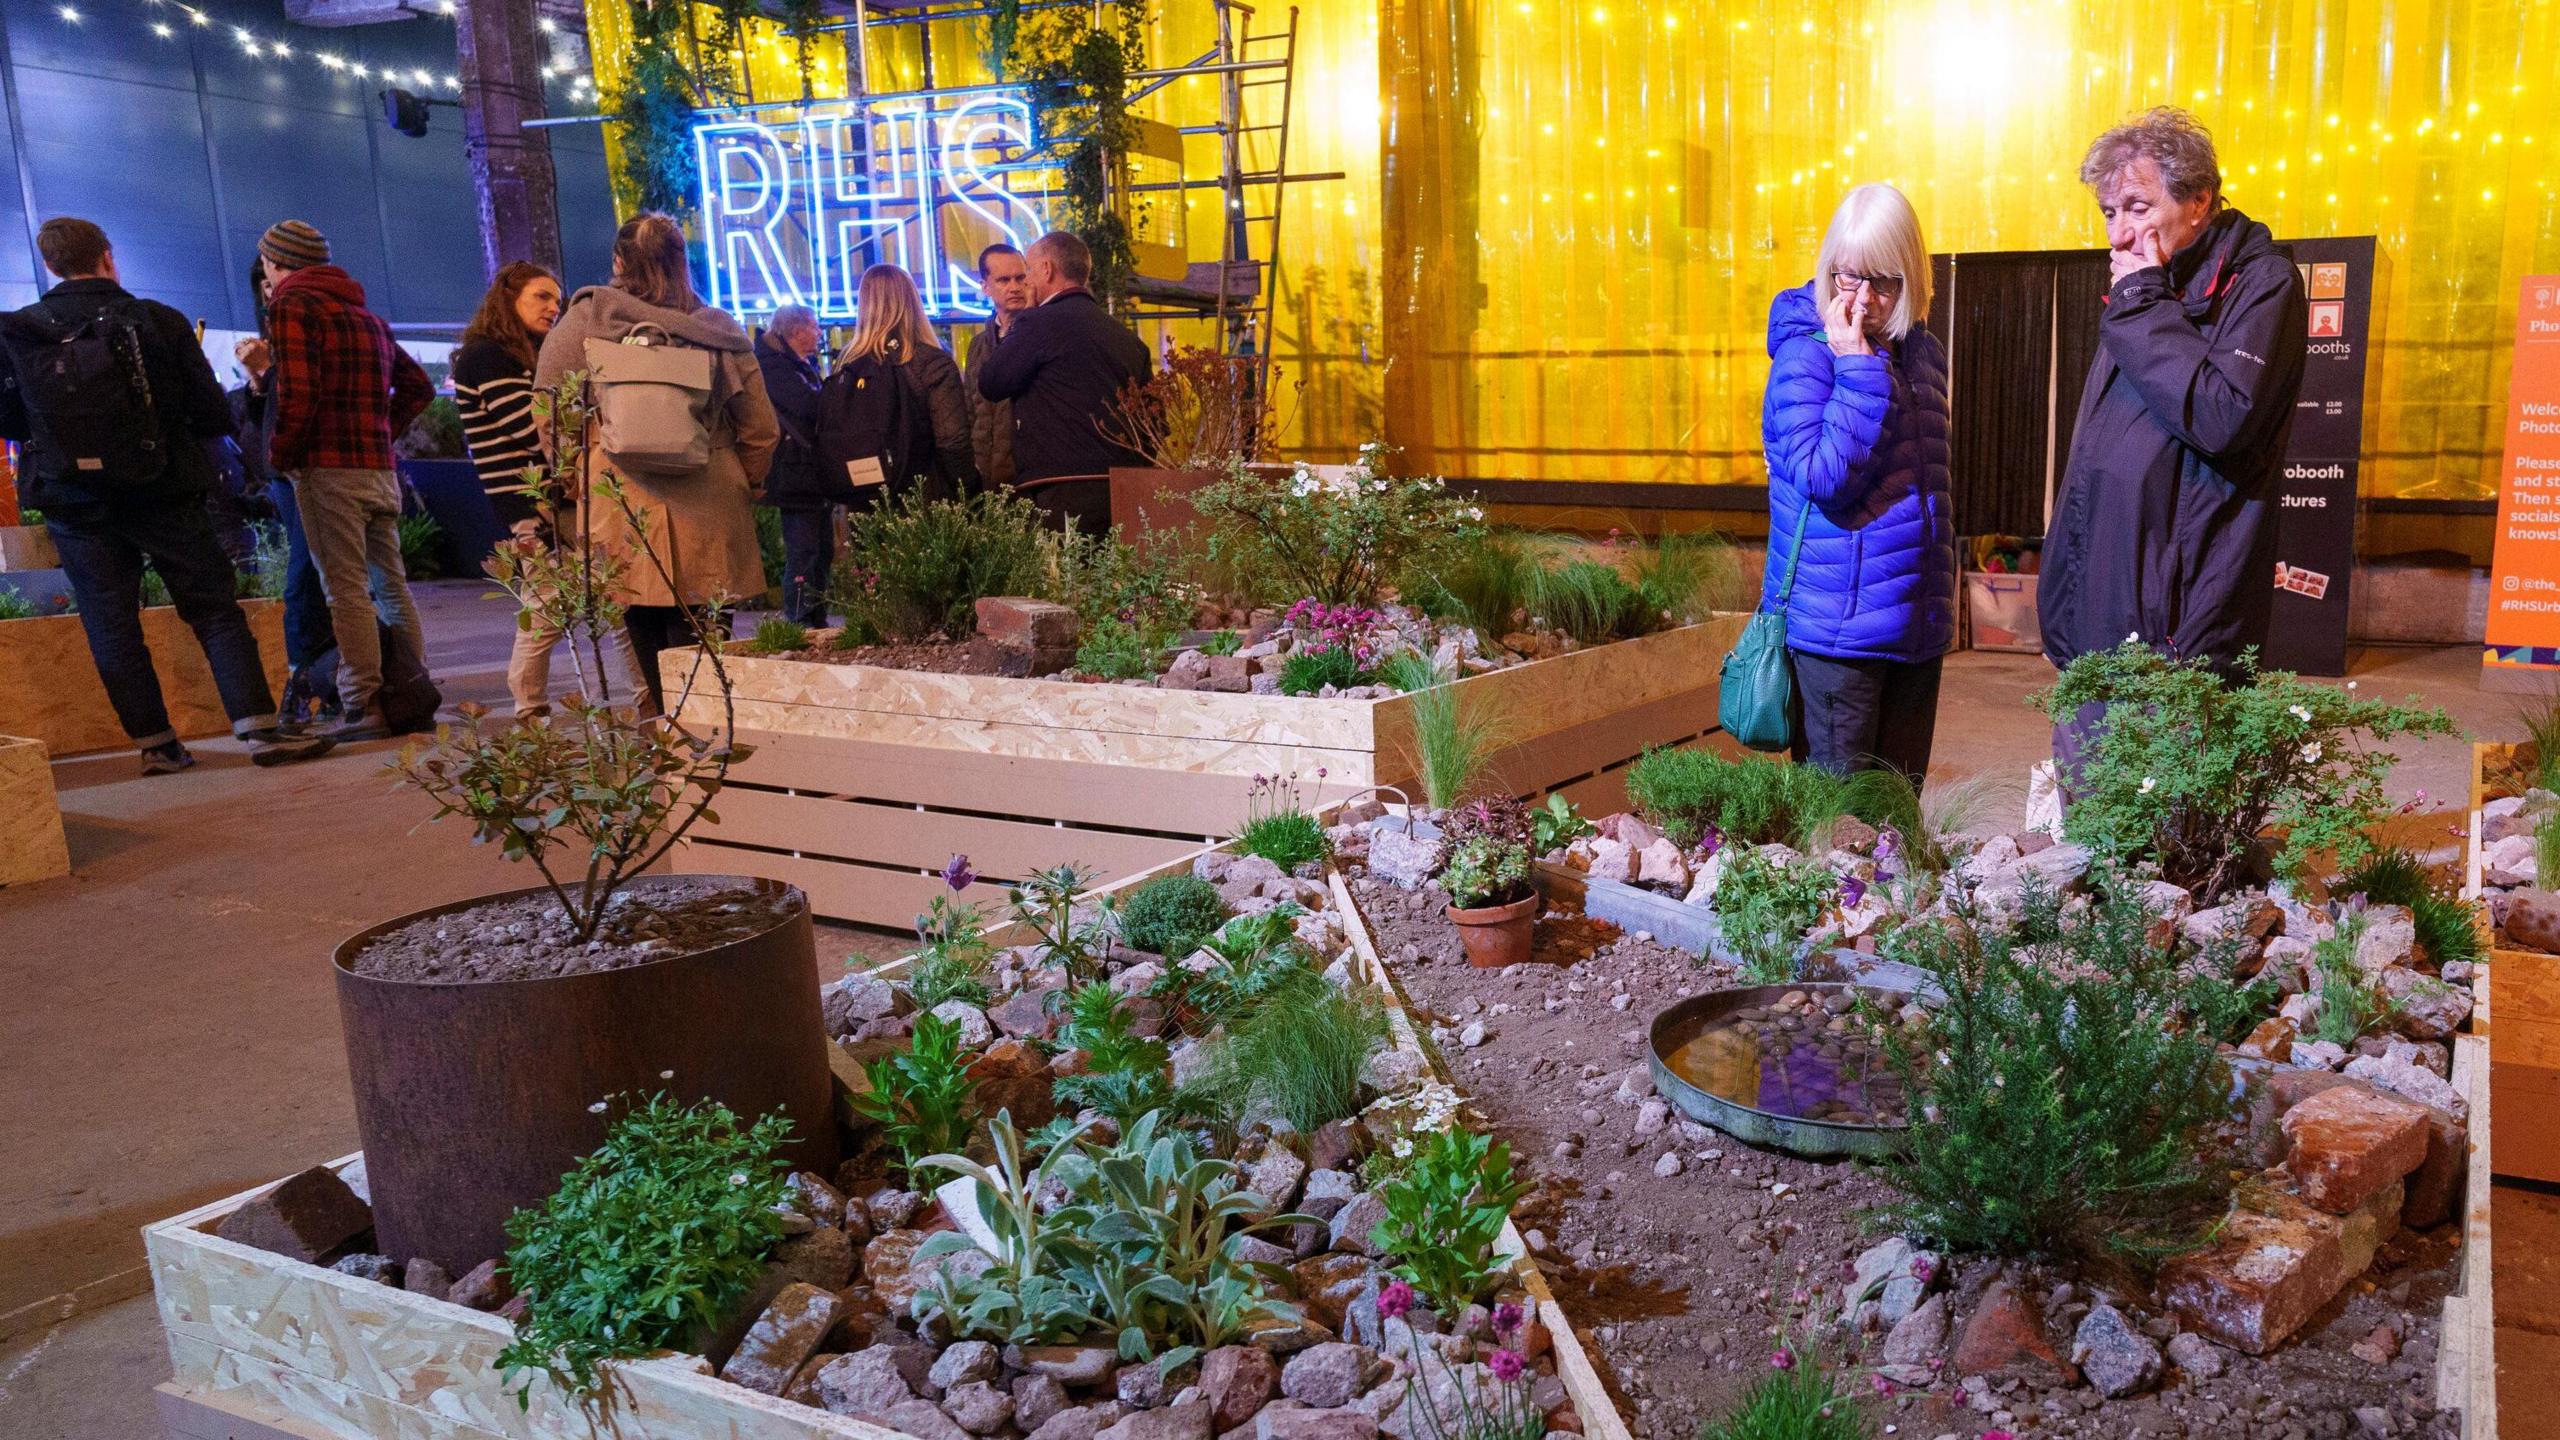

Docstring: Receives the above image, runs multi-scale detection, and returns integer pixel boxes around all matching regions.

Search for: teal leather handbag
[1717,499,1812,751]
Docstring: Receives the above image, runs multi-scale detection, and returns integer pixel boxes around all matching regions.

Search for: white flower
[2288,704,2312,723]
[659,1069,675,1080]
[1460,505,1485,522]
[2346,680,2359,691]
[2139,777,2157,794]
[1291,474,1319,498]
[588,1101,608,1114]
[729,1170,749,1186]
[2300,742,2323,764]
[2125,631,2142,645]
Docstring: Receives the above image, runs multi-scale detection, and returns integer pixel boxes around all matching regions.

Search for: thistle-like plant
[1011,863,1115,988]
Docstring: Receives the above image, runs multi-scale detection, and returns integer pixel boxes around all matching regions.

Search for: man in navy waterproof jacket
[2040,107,2307,689]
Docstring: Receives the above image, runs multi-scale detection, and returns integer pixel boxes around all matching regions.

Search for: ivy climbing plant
[609,0,824,216]
[987,0,1153,307]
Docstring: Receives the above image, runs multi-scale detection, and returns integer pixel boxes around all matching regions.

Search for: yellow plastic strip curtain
[1377,0,2560,498]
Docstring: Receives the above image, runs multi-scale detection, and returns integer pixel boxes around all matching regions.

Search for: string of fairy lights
[45,0,598,103]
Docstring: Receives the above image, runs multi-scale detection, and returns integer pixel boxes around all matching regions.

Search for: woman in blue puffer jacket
[1759,183,1956,784]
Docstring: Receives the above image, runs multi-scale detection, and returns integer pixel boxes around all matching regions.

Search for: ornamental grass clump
[1398,658,1510,808]
[498,1094,793,1401]
[1694,1337,1874,1440]
[1872,873,2267,1261]
[1370,1125,1532,1319]
[1192,980,1392,1133]
[1625,747,1937,868]
[2333,846,2484,971]
[746,616,809,654]
[1236,773,1331,870]
[2036,641,2454,901]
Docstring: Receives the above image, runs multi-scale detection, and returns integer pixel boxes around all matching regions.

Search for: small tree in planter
[1103,344,1291,469]
[1436,796,1539,968]
[340,372,835,1275]
[1189,443,1483,607]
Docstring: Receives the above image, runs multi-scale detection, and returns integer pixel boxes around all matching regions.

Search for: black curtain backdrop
[2049,254,2113,498]
[1946,255,2058,539]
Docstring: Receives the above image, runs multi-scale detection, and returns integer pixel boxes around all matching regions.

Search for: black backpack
[812,343,935,506]
[11,299,165,487]
[306,622,442,734]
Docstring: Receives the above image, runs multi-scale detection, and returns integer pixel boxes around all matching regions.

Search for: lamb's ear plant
[1370,1125,1532,1320]
[394,374,750,941]
[847,1012,980,1182]
[497,1094,794,1405]
[915,1112,1099,1346]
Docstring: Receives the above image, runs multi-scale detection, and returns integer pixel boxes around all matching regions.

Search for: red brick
[2157,1178,2402,1354]
[2400,1104,2469,1230]
[720,1282,845,1396]
[2281,1084,2429,1213]
[974,597,1080,649]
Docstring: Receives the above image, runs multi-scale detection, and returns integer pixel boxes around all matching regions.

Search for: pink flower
[1488,1348,1525,1383]
[1910,1254,1938,1284]
[1768,1349,1795,1371]
[1982,1432,2015,1440]
[1871,1375,1895,1397]
[1378,1279,1415,1321]
[1492,1301,1525,1337]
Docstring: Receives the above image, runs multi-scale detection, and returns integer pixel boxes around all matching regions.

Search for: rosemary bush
[831,488,1056,641]
[1190,443,1483,607]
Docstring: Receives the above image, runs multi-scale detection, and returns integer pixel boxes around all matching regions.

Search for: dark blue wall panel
[0,0,617,327]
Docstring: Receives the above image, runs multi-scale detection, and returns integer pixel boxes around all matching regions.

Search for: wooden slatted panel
[690,787,1207,885]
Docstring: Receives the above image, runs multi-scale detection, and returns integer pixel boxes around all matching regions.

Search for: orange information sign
[2484,276,2560,681]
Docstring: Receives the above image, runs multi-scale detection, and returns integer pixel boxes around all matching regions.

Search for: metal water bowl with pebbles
[1647,983,1925,1159]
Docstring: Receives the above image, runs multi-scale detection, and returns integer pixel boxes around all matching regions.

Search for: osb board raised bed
[666,615,1748,929]
[0,601,289,757]
[0,733,70,886]
[2468,740,2560,1184]
[145,853,1635,1440]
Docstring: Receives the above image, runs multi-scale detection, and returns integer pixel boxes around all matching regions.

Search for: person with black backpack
[810,264,977,527]
[0,217,332,773]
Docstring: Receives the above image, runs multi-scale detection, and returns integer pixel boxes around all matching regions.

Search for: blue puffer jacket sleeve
[1757,282,1957,663]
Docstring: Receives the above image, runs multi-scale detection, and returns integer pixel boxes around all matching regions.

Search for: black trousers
[625,603,730,715]
[776,506,835,627]
[1019,477,1110,536]
[1789,651,1944,786]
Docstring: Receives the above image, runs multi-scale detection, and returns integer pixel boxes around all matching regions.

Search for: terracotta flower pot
[1447,890,1540,968]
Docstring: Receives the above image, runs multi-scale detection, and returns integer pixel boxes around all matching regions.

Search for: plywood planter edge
[0,732,70,886]
[667,614,1747,927]
[0,600,289,757]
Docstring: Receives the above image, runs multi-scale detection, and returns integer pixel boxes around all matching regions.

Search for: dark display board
[2264,236,2376,676]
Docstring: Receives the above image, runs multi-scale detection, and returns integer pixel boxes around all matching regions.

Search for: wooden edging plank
[2436,1032,2496,1438]
[1327,871,1638,1440]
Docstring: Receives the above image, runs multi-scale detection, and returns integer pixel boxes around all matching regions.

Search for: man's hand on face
[2110,227,2172,285]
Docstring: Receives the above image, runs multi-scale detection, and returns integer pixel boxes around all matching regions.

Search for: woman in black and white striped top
[456,263,641,715]
[451,263,560,530]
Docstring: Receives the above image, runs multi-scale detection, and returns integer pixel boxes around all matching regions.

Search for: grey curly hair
[2079,107,2222,204]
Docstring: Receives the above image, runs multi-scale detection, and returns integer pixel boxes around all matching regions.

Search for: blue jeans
[45,500,279,748]
[265,477,337,670]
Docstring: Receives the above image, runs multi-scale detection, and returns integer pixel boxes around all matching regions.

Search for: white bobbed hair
[1813,183,1933,341]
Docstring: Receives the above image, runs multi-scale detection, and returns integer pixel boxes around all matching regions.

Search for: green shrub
[1077,616,1166,679]
[1873,874,2265,1259]
[747,616,810,654]
[2305,914,2387,1046]
[1711,847,1841,983]
[1058,531,1195,643]
[1195,982,1391,1132]
[1236,775,1331,870]
[498,1095,793,1399]
[1201,629,1243,656]
[397,512,445,580]
[1118,873,1231,957]
[834,488,1056,641]
[1625,748,1935,864]
[1053,984,1173,1128]
[1630,530,1743,624]
[1190,444,1484,607]
[1279,646,1366,695]
[847,1012,980,1182]
[1531,793,1595,853]
[1407,531,1543,638]
[754,504,787,591]
[2037,641,2455,900]
[0,590,36,621]
[1370,1126,1531,1320]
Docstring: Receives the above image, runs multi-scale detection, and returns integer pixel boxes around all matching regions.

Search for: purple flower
[1910,1253,1938,1284]
[1696,823,1723,859]
[1768,1349,1795,1371]
[1488,1348,1525,1383]
[1492,1301,1525,1337]
[1871,1375,1896,1397]
[1378,1279,1415,1321]
[942,854,976,891]
[1839,875,1868,907]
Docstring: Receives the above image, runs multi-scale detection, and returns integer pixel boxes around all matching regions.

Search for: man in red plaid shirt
[261,219,437,738]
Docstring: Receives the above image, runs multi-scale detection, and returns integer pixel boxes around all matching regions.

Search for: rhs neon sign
[693,93,1047,322]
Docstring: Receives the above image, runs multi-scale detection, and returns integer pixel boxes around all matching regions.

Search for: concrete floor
[0,608,2533,1439]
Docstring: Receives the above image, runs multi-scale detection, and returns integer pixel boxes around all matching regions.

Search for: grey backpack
[583,323,716,476]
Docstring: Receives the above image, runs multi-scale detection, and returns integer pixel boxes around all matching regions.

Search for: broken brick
[2281,1084,2429,1214]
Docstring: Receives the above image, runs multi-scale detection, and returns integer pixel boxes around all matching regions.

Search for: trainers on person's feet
[242,725,338,767]
[139,740,196,775]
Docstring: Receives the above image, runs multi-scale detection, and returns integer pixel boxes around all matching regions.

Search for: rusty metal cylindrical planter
[334,877,839,1274]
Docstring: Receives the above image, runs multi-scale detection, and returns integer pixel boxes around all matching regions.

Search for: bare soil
[349,876,798,983]
[768,637,1029,675]
[1348,876,2462,1440]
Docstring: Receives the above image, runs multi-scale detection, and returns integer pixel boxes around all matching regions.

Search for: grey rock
[990,989,1056,1039]
[1281,1343,1378,1408]
[1882,1295,1948,1367]
[331,1253,399,1285]
[1030,1406,1125,1440]
[824,975,912,1036]
[1244,1143,1310,1215]
[1015,1374,1074,1432]
[1368,831,1445,891]
[1880,1275,1929,1326]
[929,1000,994,1049]
[2071,1302,2164,1399]
[874,1397,976,1440]
[1259,1410,1379,1440]
[1118,1360,1172,1410]
[2165,1331,2227,1379]
[1299,1169,1358,1221]
[1330,1192,1389,1256]
[943,1380,1016,1434]
[1099,1397,1214,1440]
[786,1171,849,1228]
[932,1340,1003,1390]
[1012,1344,1121,1387]
[819,1348,918,1415]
